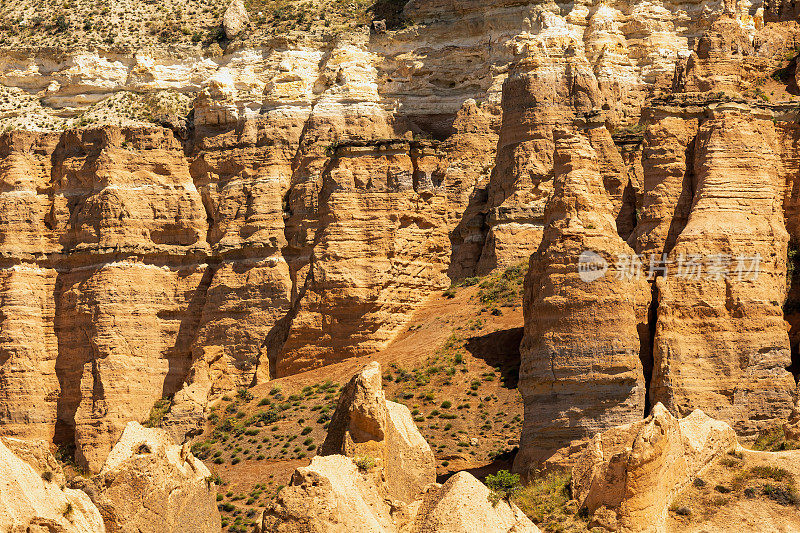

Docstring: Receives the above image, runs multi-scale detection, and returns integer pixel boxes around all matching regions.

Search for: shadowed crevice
[464,327,523,389]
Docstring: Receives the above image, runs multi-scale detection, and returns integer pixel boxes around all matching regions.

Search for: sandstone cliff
[515,129,649,474]
[1,0,800,479]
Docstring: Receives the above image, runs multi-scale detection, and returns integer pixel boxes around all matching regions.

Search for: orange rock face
[2,2,800,475]
[514,130,649,475]
[650,113,796,434]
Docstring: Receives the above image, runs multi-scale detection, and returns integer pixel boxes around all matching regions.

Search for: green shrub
[143,397,172,428]
[54,14,68,32]
[486,470,521,504]
[301,426,312,435]
[751,466,793,482]
[355,455,376,472]
[751,426,800,451]
[237,388,253,402]
[513,471,578,529]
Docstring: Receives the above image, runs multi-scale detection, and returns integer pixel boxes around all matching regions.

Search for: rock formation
[1,0,800,483]
[262,454,406,532]
[411,471,538,533]
[77,422,221,533]
[320,361,435,503]
[223,0,250,40]
[515,129,649,474]
[0,437,104,532]
[650,112,796,434]
[265,362,539,533]
[571,403,737,533]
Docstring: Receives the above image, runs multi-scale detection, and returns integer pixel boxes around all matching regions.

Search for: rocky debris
[411,471,539,533]
[223,0,249,40]
[0,437,104,532]
[320,361,436,503]
[77,422,221,533]
[514,130,649,474]
[572,403,737,533]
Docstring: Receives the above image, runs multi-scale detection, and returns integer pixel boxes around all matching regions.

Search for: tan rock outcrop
[266,364,539,533]
[411,471,539,533]
[265,457,542,533]
[572,403,737,533]
[0,437,104,533]
[679,15,754,94]
[515,130,649,474]
[2,0,800,479]
[262,454,403,533]
[320,361,435,503]
[1,437,66,486]
[79,421,221,533]
[223,0,250,40]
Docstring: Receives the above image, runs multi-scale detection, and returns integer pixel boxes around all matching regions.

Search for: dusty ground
[667,436,800,532]
[189,265,527,531]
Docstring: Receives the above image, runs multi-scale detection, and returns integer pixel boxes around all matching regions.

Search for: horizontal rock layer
[1,1,800,474]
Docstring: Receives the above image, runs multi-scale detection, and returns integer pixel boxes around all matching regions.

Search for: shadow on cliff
[447,186,490,281]
[160,265,218,397]
[464,327,523,389]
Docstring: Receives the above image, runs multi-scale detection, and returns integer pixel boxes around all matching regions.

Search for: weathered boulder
[79,422,220,533]
[320,361,436,503]
[264,458,541,533]
[223,0,249,40]
[411,471,539,533]
[572,403,737,533]
[267,363,541,533]
[515,129,649,474]
[0,437,104,532]
[262,454,406,533]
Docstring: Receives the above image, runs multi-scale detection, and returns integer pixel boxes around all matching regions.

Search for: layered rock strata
[1,0,800,474]
[515,12,800,473]
[515,130,649,474]
[650,112,796,434]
